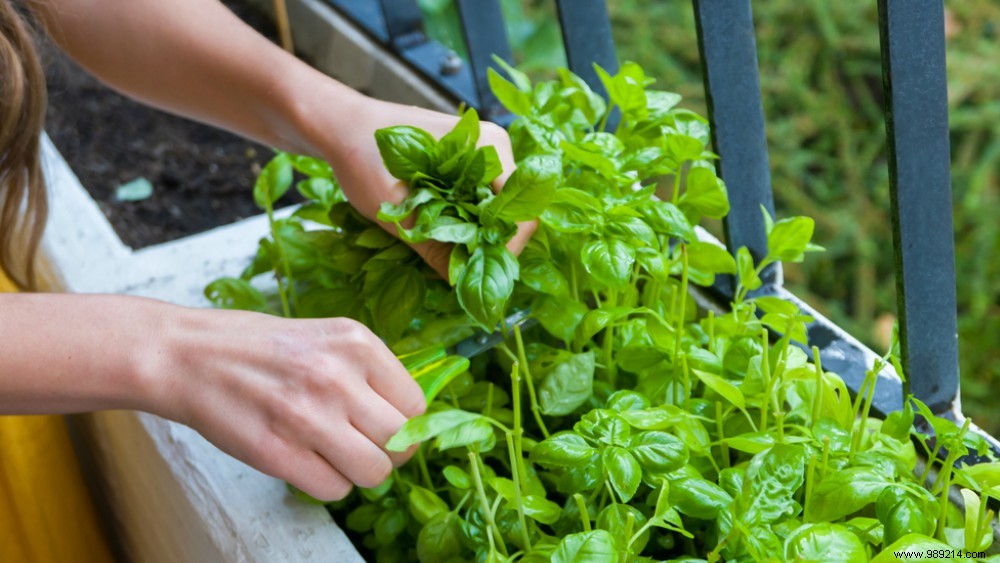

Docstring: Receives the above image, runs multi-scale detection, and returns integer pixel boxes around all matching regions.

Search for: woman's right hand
[148,307,425,501]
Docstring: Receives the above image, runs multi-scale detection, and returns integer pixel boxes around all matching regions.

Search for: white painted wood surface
[39,134,362,562]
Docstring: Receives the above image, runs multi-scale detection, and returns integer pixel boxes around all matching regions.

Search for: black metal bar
[324,0,481,110]
[328,0,388,42]
[377,0,425,47]
[455,0,514,121]
[877,0,960,415]
[692,0,780,294]
[554,0,619,99]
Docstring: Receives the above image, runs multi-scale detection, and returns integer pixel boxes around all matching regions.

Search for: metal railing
[321,0,998,458]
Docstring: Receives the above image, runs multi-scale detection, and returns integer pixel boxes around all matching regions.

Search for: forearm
[0,293,175,414]
[32,0,357,157]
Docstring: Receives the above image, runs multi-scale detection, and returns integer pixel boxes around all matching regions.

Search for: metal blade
[452,308,537,359]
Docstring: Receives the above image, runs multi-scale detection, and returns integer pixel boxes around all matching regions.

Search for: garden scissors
[451,308,537,359]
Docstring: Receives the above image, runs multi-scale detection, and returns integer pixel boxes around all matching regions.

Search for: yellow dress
[0,272,114,563]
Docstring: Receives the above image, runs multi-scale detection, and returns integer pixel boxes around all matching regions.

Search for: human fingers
[507,220,538,257]
[338,321,427,419]
[348,389,416,466]
[314,424,395,489]
[249,433,354,502]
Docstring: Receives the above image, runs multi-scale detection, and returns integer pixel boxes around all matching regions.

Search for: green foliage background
[418,0,1000,433]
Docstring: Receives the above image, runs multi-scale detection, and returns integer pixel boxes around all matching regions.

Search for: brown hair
[0,0,47,290]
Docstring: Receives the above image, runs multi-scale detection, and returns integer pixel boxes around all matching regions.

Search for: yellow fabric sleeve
[1,272,115,563]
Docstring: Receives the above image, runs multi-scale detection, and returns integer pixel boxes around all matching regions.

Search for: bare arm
[33,0,335,155]
[32,0,532,274]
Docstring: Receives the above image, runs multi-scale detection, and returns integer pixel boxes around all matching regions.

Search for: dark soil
[40,1,302,249]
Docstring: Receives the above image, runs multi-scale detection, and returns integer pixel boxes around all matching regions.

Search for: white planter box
[39,135,362,562]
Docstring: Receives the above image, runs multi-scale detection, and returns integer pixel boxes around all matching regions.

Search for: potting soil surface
[40,0,303,249]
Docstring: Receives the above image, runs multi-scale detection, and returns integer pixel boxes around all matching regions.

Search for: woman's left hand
[301,94,536,279]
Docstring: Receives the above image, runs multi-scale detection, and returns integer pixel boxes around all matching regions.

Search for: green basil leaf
[605,390,650,412]
[434,416,495,451]
[646,90,682,119]
[606,215,657,247]
[686,241,737,286]
[619,406,686,430]
[767,215,816,263]
[807,465,895,522]
[737,246,763,292]
[488,67,532,115]
[783,523,867,562]
[542,188,604,233]
[691,369,746,411]
[417,512,463,563]
[377,188,437,223]
[521,495,563,525]
[560,140,619,179]
[531,432,597,468]
[204,277,269,312]
[355,227,397,249]
[253,153,294,209]
[412,217,479,245]
[680,167,729,219]
[627,431,688,473]
[480,145,504,185]
[578,306,633,342]
[539,351,596,416]
[492,54,532,92]
[668,476,732,520]
[442,465,471,490]
[595,62,647,121]
[484,154,562,223]
[435,109,480,171]
[368,266,425,342]
[872,534,954,563]
[296,177,341,210]
[642,200,698,242]
[597,504,649,553]
[581,237,635,290]
[289,154,334,179]
[745,443,807,524]
[373,507,408,545]
[375,125,436,182]
[386,409,482,452]
[665,134,705,164]
[412,356,470,403]
[552,530,618,563]
[603,446,642,502]
[408,485,449,525]
[520,255,570,296]
[533,294,589,342]
[456,244,519,330]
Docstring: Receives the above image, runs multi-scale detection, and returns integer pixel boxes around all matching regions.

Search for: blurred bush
[419,0,1000,432]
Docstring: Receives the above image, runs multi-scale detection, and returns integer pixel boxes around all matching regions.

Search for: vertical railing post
[377,0,425,47]
[455,0,514,121]
[554,0,619,97]
[692,0,780,296]
[877,0,960,415]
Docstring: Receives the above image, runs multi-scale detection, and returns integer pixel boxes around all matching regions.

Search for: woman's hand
[301,95,536,279]
[0,294,423,502]
[153,307,426,501]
